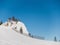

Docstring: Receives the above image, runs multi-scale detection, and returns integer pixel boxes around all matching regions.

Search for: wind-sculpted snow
[0,26,60,45]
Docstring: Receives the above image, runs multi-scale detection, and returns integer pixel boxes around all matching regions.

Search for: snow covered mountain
[0,18,60,45]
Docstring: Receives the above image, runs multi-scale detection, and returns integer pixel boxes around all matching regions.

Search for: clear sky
[0,0,60,41]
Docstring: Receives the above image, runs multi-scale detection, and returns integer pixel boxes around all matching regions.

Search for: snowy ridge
[0,20,60,45]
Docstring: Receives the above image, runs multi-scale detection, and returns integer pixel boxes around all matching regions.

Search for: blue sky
[0,0,60,41]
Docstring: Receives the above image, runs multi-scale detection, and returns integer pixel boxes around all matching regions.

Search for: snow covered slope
[0,19,60,45]
[0,25,60,45]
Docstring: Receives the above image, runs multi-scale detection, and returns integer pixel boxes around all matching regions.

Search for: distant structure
[59,40,60,42]
[54,36,57,41]
[0,20,3,25]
